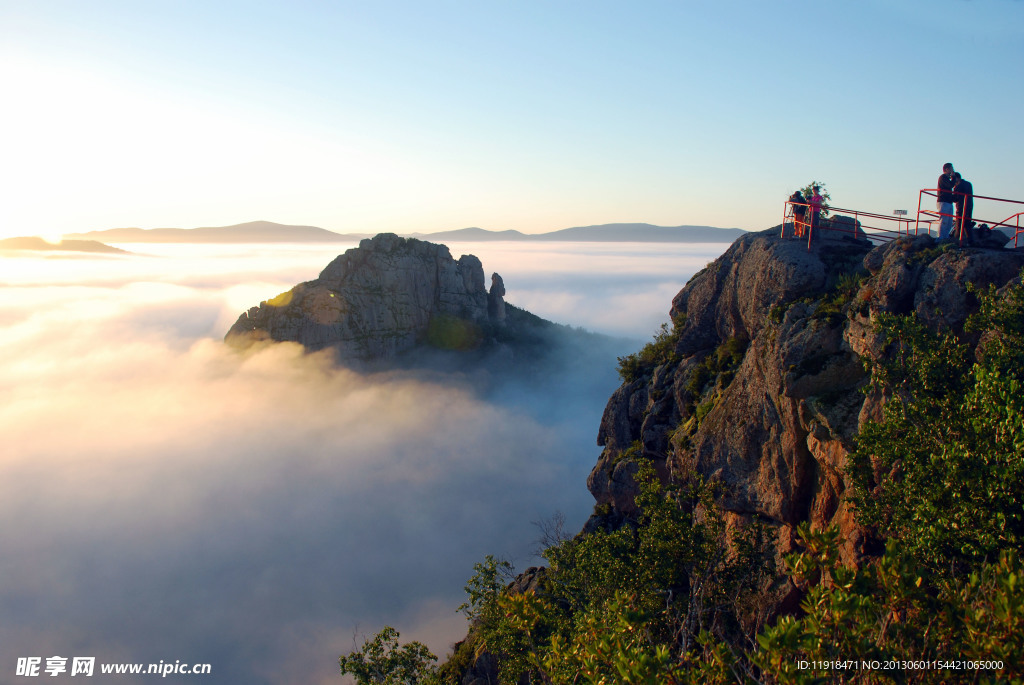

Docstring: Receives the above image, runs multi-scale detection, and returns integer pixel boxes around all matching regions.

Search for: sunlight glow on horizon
[0,58,451,240]
[1,1,1021,242]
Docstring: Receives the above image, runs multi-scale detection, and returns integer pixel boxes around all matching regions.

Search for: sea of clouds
[0,239,732,684]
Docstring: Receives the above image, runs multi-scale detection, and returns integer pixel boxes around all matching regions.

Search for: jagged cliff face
[226,233,504,359]
[589,227,1024,610]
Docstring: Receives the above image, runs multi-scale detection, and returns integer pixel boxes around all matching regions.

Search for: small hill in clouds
[65,221,745,244]
[533,223,746,242]
[65,220,370,244]
[0,236,131,254]
[225,233,626,375]
[412,227,533,242]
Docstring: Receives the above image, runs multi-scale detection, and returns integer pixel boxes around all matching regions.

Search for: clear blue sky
[2,0,1022,238]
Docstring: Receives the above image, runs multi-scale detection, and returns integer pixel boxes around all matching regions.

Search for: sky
[2,0,1023,240]
[0,241,731,684]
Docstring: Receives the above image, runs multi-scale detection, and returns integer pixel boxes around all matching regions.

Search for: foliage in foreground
[753,526,1024,684]
[339,626,437,685]
[437,465,774,685]
[343,533,1024,684]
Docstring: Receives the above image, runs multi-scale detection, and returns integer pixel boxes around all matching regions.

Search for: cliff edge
[589,226,1024,612]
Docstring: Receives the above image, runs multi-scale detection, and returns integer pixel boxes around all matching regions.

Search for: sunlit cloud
[450,241,729,335]
[0,315,599,684]
[0,241,728,684]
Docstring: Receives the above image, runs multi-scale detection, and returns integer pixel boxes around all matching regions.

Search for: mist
[0,240,731,684]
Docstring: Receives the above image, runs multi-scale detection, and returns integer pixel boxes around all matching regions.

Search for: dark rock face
[225,233,504,360]
[488,273,507,323]
[588,228,1024,613]
[667,228,864,354]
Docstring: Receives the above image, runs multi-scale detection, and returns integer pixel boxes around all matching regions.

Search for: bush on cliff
[848,276,1024,576]
[750,526,1024,683]
[617,314,686,382]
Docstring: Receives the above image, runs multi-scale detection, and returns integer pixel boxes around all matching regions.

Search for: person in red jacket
[809,186,824,235]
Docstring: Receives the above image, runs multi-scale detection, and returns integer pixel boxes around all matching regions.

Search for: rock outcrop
[226,233,508,360]
[588,227,1024,614]
[488,273,507,324]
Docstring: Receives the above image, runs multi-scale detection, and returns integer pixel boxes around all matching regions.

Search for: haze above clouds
[2,2,1021,239]
[0,241,731,684]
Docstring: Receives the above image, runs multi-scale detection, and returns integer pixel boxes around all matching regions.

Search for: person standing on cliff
[937,163,956,240]
[951,172,975,245]
[809,186,824,235]
[789,190,808,237]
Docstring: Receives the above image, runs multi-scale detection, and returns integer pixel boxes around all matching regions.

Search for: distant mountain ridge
[65,221,366,244]
[0,236,131,255]
[412,223,746,242]
[65,221,745,244]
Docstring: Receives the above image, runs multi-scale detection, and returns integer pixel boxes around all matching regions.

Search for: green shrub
[425,314,482,350]
[848,274,1024,576]
[617,315,686,382]
[751,525,1024,683]
[694,395,717,425]
[685,335,749,401]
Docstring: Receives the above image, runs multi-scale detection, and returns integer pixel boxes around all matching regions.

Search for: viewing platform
[782,189,1024,250]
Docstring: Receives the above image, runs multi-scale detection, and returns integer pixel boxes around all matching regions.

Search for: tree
[799,180,831,217]
[339,626,438,685]
[456,554,515,622]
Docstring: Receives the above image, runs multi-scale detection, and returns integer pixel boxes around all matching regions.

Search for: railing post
[916,190,923,236]
[953,189,960,246]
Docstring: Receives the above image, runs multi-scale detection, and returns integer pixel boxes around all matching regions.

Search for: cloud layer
[0,241,728,684]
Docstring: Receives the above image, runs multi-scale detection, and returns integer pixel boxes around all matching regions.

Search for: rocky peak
[225,233,505,360]
[588,226,1024,613]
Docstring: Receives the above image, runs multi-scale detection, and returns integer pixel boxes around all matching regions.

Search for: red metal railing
[916,189,1024,247]
[782,190,1024,251]
[1000,212,1024,248]
[781,201,917,250]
